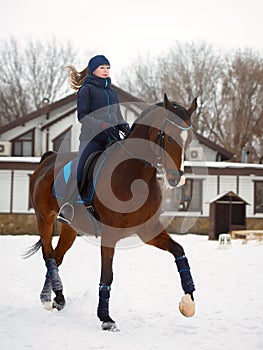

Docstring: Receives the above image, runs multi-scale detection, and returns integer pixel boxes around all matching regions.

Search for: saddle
[52,150,105,205]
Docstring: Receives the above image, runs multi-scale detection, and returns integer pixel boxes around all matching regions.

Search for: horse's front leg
[139,227,195,317]
[97,243,119,331]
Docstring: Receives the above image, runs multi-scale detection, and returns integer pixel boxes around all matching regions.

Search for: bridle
[111,112,192,186]
[154,115,192,185]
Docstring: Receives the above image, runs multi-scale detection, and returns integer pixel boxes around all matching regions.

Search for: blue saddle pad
[52,158,84,203]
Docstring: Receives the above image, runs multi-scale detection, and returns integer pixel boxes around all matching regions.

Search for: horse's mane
[40,151,56,163]
[130,101,182,133]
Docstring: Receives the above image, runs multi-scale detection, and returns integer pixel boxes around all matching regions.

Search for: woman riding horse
[29,93,197,331]
[57,55,130,224]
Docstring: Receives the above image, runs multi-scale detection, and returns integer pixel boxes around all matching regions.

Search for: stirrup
[57,202,74,224]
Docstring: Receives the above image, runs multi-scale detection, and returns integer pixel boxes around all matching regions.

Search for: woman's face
[93,65,110,78]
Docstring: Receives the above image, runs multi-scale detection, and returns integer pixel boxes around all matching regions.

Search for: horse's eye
[167,135,175,143]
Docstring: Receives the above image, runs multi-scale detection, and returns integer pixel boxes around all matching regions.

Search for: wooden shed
[208,191,249,240]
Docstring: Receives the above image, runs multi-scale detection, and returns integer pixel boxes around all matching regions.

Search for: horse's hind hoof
[52,299,65,311]
[101,321,120,332]
[52,291,66,311]
[42,301,53,311]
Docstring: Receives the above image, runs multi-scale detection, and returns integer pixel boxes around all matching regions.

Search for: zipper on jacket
[104,78,111,122]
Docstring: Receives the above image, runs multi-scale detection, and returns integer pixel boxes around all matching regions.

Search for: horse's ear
[188,97,198,116]
[164,93,173,109]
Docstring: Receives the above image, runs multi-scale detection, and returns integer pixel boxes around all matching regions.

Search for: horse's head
[149,94,197,188]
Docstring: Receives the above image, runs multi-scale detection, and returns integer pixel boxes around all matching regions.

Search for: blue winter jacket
[77,74,129,141]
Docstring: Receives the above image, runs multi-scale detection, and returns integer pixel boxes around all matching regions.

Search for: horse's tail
[23,239,42,259]
[40,151,56,163]
[23,222,59,259]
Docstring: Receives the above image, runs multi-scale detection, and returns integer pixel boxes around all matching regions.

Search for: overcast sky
[0,0,262,80]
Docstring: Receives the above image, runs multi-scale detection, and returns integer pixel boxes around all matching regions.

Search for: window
[179,178,203,211]
[53,129,71,152]
[12,130,34,156]
[254,181,263,213]
[162,178,203,212]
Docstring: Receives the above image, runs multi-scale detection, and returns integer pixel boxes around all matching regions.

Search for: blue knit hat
[88,55,110,74]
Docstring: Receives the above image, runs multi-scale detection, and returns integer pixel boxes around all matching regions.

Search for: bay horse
[28,94,197,331]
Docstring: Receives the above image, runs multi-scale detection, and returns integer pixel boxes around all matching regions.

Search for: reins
[154,116,192,179]
[110,112,192,180]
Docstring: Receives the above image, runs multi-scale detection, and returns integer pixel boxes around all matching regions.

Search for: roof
[0,85,143,135]
[0,86,234,161]
[184,160,263,176]
[208,191,250,205]
[1,158,262,175]
[0,94,76,134]
[185,160,263,169]
[195,132,234,161]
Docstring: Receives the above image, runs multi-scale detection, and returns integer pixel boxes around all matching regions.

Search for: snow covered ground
[0,233,262,350]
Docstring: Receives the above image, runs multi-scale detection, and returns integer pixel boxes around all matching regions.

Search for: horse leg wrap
[175,256,195,297]
[97,284,114,323]
[40,274,52,303]
[45,258,63,292]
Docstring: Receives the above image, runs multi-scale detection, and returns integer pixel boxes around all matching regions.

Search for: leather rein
[154,116,192,180]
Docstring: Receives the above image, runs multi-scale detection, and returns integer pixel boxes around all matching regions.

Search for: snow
[185,161,263,170]
[0,234,263,350]
[0,156,41,163]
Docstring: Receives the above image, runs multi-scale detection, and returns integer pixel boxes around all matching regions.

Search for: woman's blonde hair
[66,65,89,90]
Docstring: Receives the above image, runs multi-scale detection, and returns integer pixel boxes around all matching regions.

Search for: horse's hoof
[179,294,195,317]
[52,292,66,311]
[42,301,53,311]
[52,298,66,311]
[101,321,120,332]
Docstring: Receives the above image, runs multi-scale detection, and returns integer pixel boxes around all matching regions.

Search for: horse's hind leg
[50,223,77,309]
[36,215,55,308]
[40,272,52,309]
[44,257,65,310]
[37,215,66,311]
[54,223,77,267]
[138,227,196,317]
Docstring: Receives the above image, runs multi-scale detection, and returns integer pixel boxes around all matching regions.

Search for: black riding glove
[119,123,130,136]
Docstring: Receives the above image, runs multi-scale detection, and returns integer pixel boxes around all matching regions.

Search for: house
[161,161,263,236]
[0,87,262,235]
[0,86,143,157]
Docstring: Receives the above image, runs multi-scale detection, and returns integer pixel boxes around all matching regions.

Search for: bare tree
[0,36,77,126]
[158,42,222,134]
[219,49,263,162]
[119,42,223,133]
[0,38,29,124]
[119,42,263,163]
[118,53,161,103]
